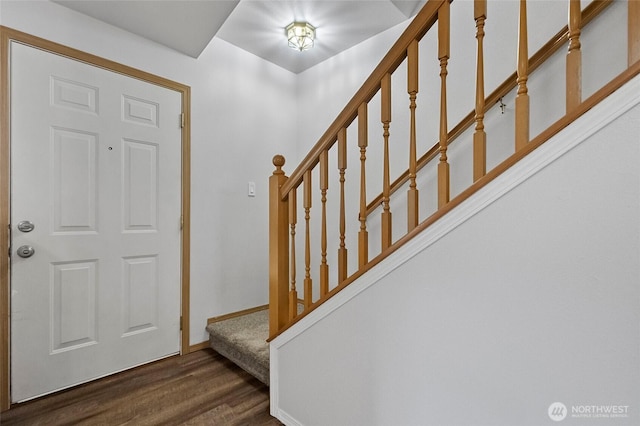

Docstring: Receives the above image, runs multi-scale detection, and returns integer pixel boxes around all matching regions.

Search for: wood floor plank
[0,349,282,425]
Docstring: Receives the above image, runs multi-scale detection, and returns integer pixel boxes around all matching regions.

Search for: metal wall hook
[498,97,506,114]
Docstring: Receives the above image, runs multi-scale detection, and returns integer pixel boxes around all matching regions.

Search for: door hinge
[180,215,183,230]
[180,113,185,128]
[180,316,183,330]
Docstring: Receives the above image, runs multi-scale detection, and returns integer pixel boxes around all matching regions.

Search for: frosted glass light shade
[286,22,316,52]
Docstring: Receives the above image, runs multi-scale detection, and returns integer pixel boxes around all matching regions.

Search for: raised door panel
[50,261,98,353]
[122,256,158,336]
[122,139,158,231]
[51,77,99,115]
[51,127,98,233]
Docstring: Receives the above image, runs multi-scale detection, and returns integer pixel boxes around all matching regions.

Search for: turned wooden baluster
[358,103,369,267]
[338,128,348,283]
[515,0,530,150]
[567,0,582,112]
[319,150,329,296]
[630,0,640,66]
[303,170,313,308]
[438,0,451,208]
[407,40,419,231]
[269,155,289,336]
[473,0,487,182]
[288,187,297,321]
[381,73,393,249]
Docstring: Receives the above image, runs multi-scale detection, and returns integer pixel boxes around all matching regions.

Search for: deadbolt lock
[16,245,35,258]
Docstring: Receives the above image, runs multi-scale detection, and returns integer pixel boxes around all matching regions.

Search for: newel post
[269,155,290,337]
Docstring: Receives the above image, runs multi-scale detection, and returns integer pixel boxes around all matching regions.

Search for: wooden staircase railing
[270,0,640,339]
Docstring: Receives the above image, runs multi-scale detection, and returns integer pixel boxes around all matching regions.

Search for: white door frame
[0,26,192,410]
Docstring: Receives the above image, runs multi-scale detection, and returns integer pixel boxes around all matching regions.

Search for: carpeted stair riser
[206,309,270,386]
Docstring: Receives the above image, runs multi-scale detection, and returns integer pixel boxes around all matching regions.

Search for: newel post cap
[272,155,286,175]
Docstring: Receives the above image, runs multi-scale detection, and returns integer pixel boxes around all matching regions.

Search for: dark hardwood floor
[1,349,283,425]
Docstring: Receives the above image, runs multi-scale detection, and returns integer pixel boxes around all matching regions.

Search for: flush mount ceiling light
[285,22,316,52]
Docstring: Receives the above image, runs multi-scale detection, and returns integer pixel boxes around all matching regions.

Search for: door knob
[16,245,35,258]
[17,221,35,232]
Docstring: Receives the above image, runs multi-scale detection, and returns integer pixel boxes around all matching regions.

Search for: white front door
[10,42,182,402]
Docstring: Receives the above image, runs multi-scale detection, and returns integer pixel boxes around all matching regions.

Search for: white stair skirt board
[269,73,640,425]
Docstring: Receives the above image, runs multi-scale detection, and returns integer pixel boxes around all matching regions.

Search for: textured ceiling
[52,0,426,73]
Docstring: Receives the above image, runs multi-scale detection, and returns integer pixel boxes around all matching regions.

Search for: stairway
[206,309,271,386]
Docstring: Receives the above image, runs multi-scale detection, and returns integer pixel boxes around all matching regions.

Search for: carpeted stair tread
[206,309,270,385]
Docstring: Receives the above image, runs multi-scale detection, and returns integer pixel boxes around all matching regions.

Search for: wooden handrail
[270,0,634,339]
[364,0,612,217]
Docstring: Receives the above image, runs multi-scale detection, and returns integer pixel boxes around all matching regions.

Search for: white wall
[271,74,640,426]
[0,0,298,345]
[295,19,410,161]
